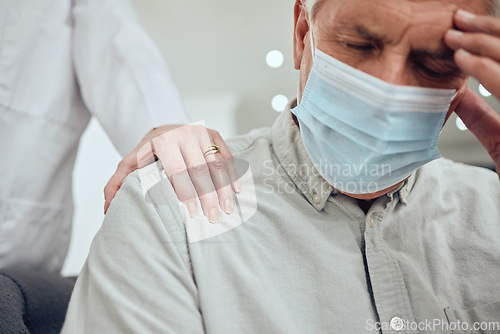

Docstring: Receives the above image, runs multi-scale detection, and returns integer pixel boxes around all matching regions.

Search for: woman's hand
[444,9,500,176]
[104,124,241,223]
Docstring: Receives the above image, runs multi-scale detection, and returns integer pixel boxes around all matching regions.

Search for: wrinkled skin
[293,0,500,200]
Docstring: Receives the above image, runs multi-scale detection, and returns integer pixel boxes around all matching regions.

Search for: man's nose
[366,55,413,86]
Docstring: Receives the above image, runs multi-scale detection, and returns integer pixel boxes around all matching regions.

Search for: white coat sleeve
[72,0,190,156]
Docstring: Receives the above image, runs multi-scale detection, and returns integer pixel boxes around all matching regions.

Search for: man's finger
[445,30,500,63]
[455,89,500,169]
[454,10,500,36]
[454,49,500,98]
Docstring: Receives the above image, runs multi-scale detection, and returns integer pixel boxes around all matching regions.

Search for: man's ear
[444,78,469,123]
[293,0,310,70]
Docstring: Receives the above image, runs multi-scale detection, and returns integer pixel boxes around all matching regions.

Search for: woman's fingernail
[233,181,241,194]
[457,9,476,20]
[188,202,197,218]
[456,48,472,57]
[209,208,219,224]
[447,29,463,38]
[224,199,234,214]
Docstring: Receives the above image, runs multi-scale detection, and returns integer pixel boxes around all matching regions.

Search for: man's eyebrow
[354,25,384,42]
[334,22,385,42]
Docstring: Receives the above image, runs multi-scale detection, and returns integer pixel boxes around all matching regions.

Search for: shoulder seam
[145,180,195,277]
[228,128,272,156]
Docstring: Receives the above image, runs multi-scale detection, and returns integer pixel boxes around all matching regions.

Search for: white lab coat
[0,0,190,272]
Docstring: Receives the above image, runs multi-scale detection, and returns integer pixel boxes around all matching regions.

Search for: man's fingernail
[209,208,219,224]
[457,9,476,20]
[456,48,472,57]
[233,182,241,194]
[447,29,463,38]
[224,199,234,214]
[188,202,197,218]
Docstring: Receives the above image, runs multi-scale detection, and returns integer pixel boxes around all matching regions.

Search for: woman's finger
[454,9,500,36]
[152,131,199,219]
[445,30,500,62]
[136,141,156,169]
[104,155,137,214]
[209,129,241,193]
[193,126,235,218]
[176,128,220,223]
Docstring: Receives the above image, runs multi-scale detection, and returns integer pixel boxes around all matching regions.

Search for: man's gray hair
[303,0,500,20]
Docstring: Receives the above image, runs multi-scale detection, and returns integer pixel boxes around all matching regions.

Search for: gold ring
[203,145,220,158]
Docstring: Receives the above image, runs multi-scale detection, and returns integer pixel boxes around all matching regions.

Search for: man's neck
[357,199,376,215]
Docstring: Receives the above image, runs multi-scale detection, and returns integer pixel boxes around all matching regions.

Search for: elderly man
[63,0,500,333]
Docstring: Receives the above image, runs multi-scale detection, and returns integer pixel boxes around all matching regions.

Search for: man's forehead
[406,0,488,12]
[330,19,456,60]
[317,0,489,19]
[316,0,478,49]
[319,2,455,41]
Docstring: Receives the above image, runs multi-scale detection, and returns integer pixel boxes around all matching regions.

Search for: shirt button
[390,316,405,332]
[312,193,321,205]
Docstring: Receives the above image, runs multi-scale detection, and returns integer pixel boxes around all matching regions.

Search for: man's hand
[104,125,241,223]
[444,9,500,176]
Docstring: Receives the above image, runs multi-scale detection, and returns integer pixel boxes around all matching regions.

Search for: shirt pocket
[444,301,500,334]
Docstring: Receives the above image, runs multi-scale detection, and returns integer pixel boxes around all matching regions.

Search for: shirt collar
[271,100,334,211]
[270,98,416,210]
[385,174,416,205]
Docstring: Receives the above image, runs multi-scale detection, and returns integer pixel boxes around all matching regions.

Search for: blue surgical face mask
[291,30,457,195]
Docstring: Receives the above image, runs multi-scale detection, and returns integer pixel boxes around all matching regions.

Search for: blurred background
[61,0,500,275]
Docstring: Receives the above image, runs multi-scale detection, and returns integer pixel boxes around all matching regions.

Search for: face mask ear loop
[309,26,315,61]
[298,23,316,102]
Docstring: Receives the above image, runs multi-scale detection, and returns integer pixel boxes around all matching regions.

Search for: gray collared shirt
[63,109,500,334]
